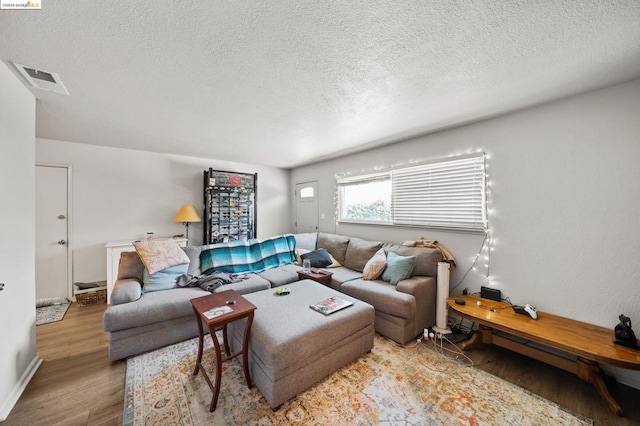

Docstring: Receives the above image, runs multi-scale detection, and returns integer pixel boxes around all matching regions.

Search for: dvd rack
[203,169,257,244]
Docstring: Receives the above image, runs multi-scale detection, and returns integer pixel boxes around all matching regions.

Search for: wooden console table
[447,295,640,416]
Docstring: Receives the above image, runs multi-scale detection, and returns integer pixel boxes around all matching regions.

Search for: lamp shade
[174,205,201,223]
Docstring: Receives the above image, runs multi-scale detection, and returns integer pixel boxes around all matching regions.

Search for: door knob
[0,283,4,291]
[58,240,67,245]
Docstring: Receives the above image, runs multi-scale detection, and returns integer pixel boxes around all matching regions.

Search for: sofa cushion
[294,233,318,251]
[317,233,350,265]
[343,238,383,272]
[383,243,442,277]
[183,245,202,276]
[381,252,415,285]
[300,248,332,268]
[103,287,207,332]
[258,267,299,287]
[142,263,189,293]
[340,278,416,319]
[213,274,271,295]
[362,248,387,280]
[325,266,363,290]
[110,279,142,305]
[133,239,190,274]
[118,251,145,281]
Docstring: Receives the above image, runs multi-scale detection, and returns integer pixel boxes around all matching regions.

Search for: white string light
[484,152,493,286]
[450,150,494,291]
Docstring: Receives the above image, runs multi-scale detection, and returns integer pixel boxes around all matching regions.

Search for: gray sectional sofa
[102,232,444,361]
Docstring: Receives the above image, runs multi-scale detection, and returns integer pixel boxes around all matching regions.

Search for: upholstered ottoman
[227,279,375,408]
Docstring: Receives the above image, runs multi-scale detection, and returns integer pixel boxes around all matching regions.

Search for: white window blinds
[392,154,486,231]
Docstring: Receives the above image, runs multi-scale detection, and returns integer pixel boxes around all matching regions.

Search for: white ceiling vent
[12,62,69,95]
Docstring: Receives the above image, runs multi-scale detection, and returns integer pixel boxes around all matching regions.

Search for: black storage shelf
[203,169,257,244]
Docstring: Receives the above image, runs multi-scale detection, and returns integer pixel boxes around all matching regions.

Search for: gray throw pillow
[182,245,201,275]
[110,280,142,305]
[301,248,332,268]
[381,252,416,285]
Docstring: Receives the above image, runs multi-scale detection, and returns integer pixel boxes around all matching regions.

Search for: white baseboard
[0,355,42,421]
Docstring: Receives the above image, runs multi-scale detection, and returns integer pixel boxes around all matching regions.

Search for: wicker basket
[76,288,107,306]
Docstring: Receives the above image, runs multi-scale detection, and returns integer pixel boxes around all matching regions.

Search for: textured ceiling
[1,1,640,168]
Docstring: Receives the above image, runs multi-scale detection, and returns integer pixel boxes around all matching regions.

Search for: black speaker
[481,286,501,302]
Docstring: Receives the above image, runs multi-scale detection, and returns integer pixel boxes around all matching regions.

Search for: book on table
[310,296,354,315]
[203,305,233,319]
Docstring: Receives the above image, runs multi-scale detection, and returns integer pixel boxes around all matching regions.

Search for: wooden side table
[190,289,257,411]
[298,269,333,286]
[448,295,640,416]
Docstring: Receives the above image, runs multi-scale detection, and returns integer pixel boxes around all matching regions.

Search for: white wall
[36,139,291,284]
[0,63,39,420]
[292,79,640,386]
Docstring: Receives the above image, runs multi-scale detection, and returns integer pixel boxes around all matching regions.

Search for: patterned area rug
[124,334,592,425]
[35,298,70,325]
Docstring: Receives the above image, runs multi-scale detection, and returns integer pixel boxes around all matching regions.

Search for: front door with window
[295,181,319,233]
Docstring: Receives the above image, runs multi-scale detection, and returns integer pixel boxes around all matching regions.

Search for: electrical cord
[415,330,490,370]
[450,233,488,292]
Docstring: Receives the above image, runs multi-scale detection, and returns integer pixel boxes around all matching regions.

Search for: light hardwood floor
[5,303,124,426]
[5,303,640,425]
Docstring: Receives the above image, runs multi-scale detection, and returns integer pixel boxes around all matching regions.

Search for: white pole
[433,261,452,334]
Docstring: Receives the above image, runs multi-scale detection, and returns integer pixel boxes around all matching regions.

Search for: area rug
[124,334,592,425]
[36,297,70,325]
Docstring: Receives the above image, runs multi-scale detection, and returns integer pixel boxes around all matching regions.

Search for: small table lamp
[174,205,201,243]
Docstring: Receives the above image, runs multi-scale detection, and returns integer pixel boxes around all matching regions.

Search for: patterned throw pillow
[133,239,190,275]
[362,248,387,280]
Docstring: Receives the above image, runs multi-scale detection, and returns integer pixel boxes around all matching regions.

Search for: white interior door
[295,181,319,233]
[36,165,71,301]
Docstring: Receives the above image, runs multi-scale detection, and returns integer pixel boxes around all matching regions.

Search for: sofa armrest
[110,278,142,305]
[396,276,437,334]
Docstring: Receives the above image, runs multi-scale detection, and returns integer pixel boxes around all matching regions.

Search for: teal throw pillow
[381,252,416,285]
[142,263,189,293]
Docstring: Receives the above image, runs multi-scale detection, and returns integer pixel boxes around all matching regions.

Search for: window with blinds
[337,153,487,232]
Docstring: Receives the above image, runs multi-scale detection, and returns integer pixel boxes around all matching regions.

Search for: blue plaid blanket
[200,234,297,275]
